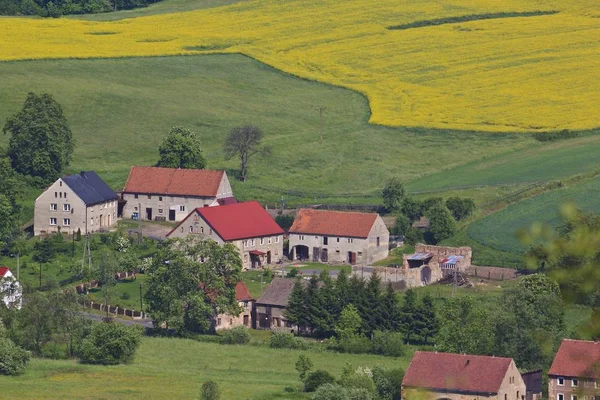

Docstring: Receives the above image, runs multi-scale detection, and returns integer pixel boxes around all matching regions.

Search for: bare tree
[223,125,270,181]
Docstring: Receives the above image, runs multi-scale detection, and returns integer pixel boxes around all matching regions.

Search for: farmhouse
[548,339,600,400]
[288,209,389,265]
[254,278,296,330]
[402,351,526,400]
[34,171,118,236]
[0,267,22,310]
[120,166,234,222]
[166,201,284,270]
[214,281,254,331]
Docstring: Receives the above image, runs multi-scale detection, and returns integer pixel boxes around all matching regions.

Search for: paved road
[81,312,153,328]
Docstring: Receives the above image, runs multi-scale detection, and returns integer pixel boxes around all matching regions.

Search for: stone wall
[402,244,472,272]
[352,264,442,289]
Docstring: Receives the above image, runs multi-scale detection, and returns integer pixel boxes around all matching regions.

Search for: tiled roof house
[288,209,389,265]
[548,339,600,400]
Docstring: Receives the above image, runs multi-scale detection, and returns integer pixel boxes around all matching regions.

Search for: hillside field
[1,0,599,132]
[0,336,408,399]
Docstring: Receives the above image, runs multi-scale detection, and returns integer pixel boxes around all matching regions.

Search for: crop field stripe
[387,10,559,30]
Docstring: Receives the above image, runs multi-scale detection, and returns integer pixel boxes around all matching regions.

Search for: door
[99,214,103,228]
[348,252,356,264]
[243,315,249,326]
[312,247,320,262]
[146,208,152,221]
[168,210,176,221]
[267,251,271,264]
[321,248,328,262]
[107,214,111,226]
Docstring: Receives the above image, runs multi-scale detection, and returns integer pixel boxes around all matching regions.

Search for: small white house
[0,267,22,310]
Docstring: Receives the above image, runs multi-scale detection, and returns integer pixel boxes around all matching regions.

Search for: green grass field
[0,336,408,399]
[467,177,600,255]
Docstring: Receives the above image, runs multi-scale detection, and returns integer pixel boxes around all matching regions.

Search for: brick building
[214,281,254,330]
[402,351,526,400]
[167,201,284,270]
[549,339,600,400]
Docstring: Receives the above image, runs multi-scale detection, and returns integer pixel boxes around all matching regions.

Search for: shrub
[312,383,349,400]
[287,267,299,278]
[220,326,250,345]
[304,369,336,392]
[372,366,404,400]
[41,341,68,359]
[330,335,372,354]
[80,322,143,365]
[371,331,405,357]
[200,380,220,400]
[0,337,30,375]
[275,214,295,231]
[269,332,309,349]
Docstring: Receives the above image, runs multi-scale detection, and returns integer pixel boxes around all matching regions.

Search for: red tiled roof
[123,166,225,197]
[289,209,378,238]
[217,197,238,206]
[0,267,9,277]
[168,201,284,241]
[549,339,600,378]
[402,351,512,394]
[235,281,254,301]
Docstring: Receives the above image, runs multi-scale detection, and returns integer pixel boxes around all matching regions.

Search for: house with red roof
[548,339,600,400]
[0,267,22,310]
[166,201,284,270]
[121,166,234,222]
[288,209,389,265]
[214,281,255,330]
[402,351,525,400]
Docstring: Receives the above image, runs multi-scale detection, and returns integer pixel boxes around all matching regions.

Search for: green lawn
[467,176,600,255]
[0,336,409,399]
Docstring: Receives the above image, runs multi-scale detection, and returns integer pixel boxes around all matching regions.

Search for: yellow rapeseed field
[1,0,599,132]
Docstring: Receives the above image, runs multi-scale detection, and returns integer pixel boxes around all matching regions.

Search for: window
[244,240,248,248]
[558,378,565,386]
[59,192,62,198]
[276,236,280,243]
[298,235,304,240]
[377,236,380,246]
[50,203,57,211]
[59,181,62,187]
[336,250,340,254]
[260,238,264,245]
[348,238,353,243]
[134,206,138,211]
[134,194,138,199]
[201,227,204,234]
[55,192,57,198]
[358,252,363,256]
[572,396,578,400]
[180,206,185,212]
[189,226,193,233]
[147,195,151,200]
[63,218,70,226]
[337,238,340,243]
[159,196,163,201]
[251,239,255,246]
[49,218,57,225]
[573,379,579,387]
[63,204,71,211]
[158,209,163,214]
[64,192,67,198]
[323,237,328,245]
[557,394,564,400]
[268,237,272,244]
[90,218,94,226]
[217,318,221,326]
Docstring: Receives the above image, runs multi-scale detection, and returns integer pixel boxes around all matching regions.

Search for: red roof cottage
[548,339,600,400]
[288,209,389,265]
[121,166,234,222]
[167,201,284,270]
[214,281,255,330]
[402,351,526,400]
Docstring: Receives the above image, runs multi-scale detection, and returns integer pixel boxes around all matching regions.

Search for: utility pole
[315,106,326,142]
[16,253,19,281]
[452,266,457,297]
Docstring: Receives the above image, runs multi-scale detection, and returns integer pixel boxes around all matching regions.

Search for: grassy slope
[0,55,535,205]
[0,337,408,399]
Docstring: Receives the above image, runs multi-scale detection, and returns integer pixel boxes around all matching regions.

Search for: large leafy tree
[445,197,475,221]
[426,204,456,244]
[381,178,405,213]
[157,126,206,170]
[3,92,73,182]
[0,157,23,253]
[223,125,270,181]
[145,236,242,334]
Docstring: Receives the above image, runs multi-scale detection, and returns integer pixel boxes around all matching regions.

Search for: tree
[399,289,418,343]
[426,204,456,244]
[314,271,338,337]
[379,284,400,331]
[285,278,307,330]
[0,157,22,252]
[200,380,220,400]
[157,126,206,170]
[3,92,73,181]
[381,178,405,213]
[80,322,143,365]
[144,237,242,334]
[223,125,270,181]
[335,304,362,339]
[401,198,422,222]
[417,294,438,344]
[363,272,383,334]
[0,319,30,376]
[96,251,118,318]
[335,269,350,308]
[391,214,411,237]
[421,197,444,213]
[295,353,313,382]
[403,227,423,246]
[445,197,475,221]
[275,214,295,231]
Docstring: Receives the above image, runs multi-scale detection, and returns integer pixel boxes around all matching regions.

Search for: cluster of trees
[0,0,162,17]
[144,236,243,334]
[382,178,474,244]
[284,271,437,344]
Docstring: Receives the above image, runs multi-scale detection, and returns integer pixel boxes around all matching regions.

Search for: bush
[371,331,405,357]
[0,337,30,375]
[330,335,372,354]
[220,326,250,345]
[41,341,68,359]
[372,367,404,400]
[269,332,309,349]
[304,369,336,392]
[287,267,299,278]
[312,384,374,400]
[275,214,295,231]
[80,322,143,365]
[200,380,220,400]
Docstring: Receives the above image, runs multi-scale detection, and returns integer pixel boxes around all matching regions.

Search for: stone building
[549,339,600,400]
[34,171,118,236]
[288,209,389,265]
[402,351,526,400]
[166,201,284,270]
[120,166,234,222]
[254,278,296,330]
[214,281,254,331]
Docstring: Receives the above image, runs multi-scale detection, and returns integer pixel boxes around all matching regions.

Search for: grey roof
[256,278,297,307]
[62,171,118,206]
